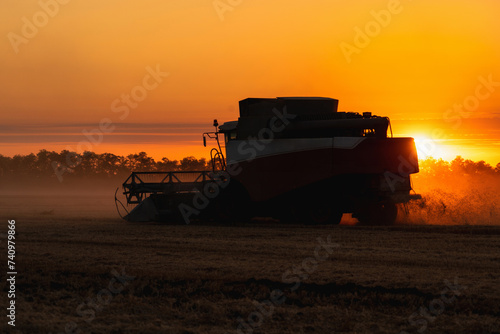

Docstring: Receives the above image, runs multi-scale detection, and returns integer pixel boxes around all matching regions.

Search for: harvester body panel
[225,137,418,202]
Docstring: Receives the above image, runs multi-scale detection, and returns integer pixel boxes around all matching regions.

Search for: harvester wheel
[301,200,343,225]
[356,201,397,226]
[212,183,251,223]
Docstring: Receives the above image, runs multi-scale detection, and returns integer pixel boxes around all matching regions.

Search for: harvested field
[1,191,499,334]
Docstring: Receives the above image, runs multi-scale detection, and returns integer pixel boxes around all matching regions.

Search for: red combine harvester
[117,97,421,225]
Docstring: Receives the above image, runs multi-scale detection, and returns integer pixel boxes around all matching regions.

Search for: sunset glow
[1,0,499,164]
[411,134,457,162]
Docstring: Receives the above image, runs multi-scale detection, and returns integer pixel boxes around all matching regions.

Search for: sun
[412,134,457,161]
[413,135,434,159]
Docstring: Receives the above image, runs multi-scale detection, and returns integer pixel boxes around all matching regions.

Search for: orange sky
[1,0,499,164]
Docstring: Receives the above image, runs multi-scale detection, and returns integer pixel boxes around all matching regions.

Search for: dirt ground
[1,191,499,334]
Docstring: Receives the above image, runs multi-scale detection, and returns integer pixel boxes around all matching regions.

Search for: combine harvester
[117,97,421,225]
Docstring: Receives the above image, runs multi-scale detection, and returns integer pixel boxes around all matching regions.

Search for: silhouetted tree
[36,149,61,175]
[126,152,156,171]
[157,158,180,171]
[0,154,7,176]
[98,153,126,176]
[179,157,209,171]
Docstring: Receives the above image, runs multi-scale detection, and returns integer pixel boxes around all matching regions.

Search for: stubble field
[1,189,499,334]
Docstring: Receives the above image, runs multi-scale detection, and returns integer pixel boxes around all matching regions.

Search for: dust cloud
[0,176,122,220]
[401,157,500,225]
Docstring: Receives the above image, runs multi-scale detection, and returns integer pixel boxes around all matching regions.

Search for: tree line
[0,150,210,179]
[417,156,500,177]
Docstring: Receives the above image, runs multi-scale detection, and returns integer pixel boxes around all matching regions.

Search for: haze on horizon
[1,0,499,164]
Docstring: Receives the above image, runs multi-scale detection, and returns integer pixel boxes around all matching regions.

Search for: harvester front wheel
[356,201,397,226]
[212,183,251,223]
[301,200,343,225]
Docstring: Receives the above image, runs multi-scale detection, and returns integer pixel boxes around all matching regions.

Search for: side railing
[123,171,214,204]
